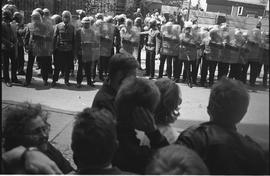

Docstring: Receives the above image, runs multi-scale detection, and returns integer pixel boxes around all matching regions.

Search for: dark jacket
[91,80,117,119]
[145,28,160,53]
[112,124,169,174]
[44,142,74,174]
[77,166,134,175]
[2,21,16,51]
[175,121,269,175]
[53,22,75,52]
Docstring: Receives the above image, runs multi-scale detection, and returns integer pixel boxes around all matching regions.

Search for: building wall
[206,0,266,17]
[207,4,232,14]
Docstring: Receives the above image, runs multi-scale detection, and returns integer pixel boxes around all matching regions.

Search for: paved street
[2,50,269,170]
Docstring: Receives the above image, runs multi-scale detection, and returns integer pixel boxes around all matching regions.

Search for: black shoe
[87,82,95,87]
[174,78,180,83]
[43,81,49,86]
[99,76,104,81]
[5,82,12,87]
[199,82,205,87]
[149,77,155,80]
[17,71,26,75]
[12,79,22,84]
[143,73,150,76]
[23,82,30,87]
[51,82,56,87]
[65,82,71,87]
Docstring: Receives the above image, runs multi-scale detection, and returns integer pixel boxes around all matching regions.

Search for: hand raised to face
[132,107,157,133]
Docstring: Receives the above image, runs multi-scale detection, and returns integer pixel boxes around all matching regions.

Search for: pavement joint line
[49,118,75,142]
[2,100,78,116]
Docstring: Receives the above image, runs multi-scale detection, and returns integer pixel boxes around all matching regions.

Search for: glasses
[24,125,50,136]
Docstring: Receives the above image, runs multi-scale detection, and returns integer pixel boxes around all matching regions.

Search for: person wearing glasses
[2,102,74,174]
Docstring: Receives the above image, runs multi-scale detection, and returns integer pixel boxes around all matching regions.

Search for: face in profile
[22,116,50,151]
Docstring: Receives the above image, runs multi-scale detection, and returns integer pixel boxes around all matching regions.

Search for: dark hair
[115,77,160,126]
[207,77,249,126]
[108,53,138,79]
[71,108,117,169]
[13,11,23,23]
[154,78,182,125]
[146,144,209,174]
[3,102,49,151]
[2,9,13,22]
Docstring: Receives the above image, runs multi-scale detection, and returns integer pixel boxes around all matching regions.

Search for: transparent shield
[30,22,52,56]
[131,26,141,58]
[161,24,181,56]
[81,26,100,63]
[99,22,115,56]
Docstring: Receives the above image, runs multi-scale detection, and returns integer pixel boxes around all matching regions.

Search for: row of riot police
[2,6,269,88]
[139,18,269,88]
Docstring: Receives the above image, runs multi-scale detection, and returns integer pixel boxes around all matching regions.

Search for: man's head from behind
[115,77,160,127]
[107,53,138,89]
[146,144,209,174]
[71,108,118,170]
[207,77,249,126]
[3,102,50,151]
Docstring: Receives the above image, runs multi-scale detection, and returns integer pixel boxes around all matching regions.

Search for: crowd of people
[2,52,269,174]
[1,1,269,175]
[2,1,269,89]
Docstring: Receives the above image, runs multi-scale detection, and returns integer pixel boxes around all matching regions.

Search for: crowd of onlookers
[2,0,269,89]
[2,0,269,174]
[2,52,269,174]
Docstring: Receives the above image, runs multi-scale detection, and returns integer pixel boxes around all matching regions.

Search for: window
[237,6,243,16]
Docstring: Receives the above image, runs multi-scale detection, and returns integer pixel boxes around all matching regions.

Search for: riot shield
[221,28,241,64]
[71,15,82,31]
[161,23,181,56]
[81,26,100,63]
[99,22,115,57]
[120,26,134,55]
[179,31,197,61]
[131,26,141,58]
[43,18,54,56]
[246,28,261,62]
[29,22,50,56]
[208,27,223,61]
[260,31,269,65]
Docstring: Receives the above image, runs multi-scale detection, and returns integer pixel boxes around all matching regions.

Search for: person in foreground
[2,102,74,174]
[2,145,62,174]
[113,77,169,174]
[175,77,269,174]
[91,53,138,118]
[71,107,133,174]
[145,144,209,174]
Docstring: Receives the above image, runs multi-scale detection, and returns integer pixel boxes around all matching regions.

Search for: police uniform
[52,12,75,86]
[144,19,160,78]
[241,27,261,86]
[75,17,99,87]
[158,22,181,80]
